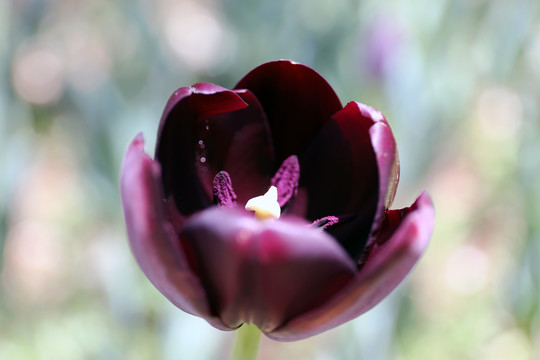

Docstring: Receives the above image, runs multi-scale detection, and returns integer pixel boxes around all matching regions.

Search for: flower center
[211,155,343,227]
[244,186,281,220]
[212,155,300,215]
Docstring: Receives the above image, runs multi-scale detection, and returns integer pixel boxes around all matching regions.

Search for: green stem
[232,324,262,360]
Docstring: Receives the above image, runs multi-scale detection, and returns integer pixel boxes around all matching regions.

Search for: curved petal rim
[179,207,356,333]
[121,134,228,330]
[267,191,434,341]
[155,84,275,215]
[234,60,343,162]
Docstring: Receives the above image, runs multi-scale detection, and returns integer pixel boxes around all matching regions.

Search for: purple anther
[271,155,300,207]
[310,216,340,230]
[212,171,237,208]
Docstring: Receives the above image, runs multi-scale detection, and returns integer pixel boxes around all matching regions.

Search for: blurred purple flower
[120,60,434,341]
[364,17,405,79]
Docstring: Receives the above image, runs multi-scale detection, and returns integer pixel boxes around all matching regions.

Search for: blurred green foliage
[1,0,540,359]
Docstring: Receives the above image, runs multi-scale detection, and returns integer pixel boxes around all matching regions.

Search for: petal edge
[121,135,228,330]
[268,192,434,341]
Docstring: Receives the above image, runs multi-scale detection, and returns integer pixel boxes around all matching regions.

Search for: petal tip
[131,132,145,148]
[396,191,435,257]
[345,101,388,124]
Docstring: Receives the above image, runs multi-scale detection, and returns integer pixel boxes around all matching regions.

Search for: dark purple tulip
[121,60,434,341]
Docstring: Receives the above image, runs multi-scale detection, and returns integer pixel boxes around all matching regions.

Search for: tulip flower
[120,60,434,344]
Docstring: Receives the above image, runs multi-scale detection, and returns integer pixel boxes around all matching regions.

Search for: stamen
[311,216,340,230]
[245,186,281,220]
[310,213,357,230]
[271,155,300,207]
[213,171,237,208]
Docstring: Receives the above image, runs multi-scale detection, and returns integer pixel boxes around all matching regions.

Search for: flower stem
[232,324,262,360]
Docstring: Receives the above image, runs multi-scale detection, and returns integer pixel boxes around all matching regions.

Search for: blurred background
[1,0,539,358]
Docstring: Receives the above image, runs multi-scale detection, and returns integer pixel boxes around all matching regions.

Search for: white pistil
[245,186,281,220]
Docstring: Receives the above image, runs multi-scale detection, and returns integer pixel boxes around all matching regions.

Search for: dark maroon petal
[268,192,434,341]
[298,101,379,259]
[120,134,228,330]
[158,84,247,137]
[361,103,400,247]
[220,89,276,204]
[270,155,300,207]
[164,195,186,235]
[155,84,275,215]
[234,60,342,162]
[179,207,356,333]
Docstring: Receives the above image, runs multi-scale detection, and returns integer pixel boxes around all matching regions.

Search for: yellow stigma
[245,186,281,220]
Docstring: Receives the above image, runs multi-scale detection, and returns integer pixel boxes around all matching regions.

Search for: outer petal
[155,84,275,214]
[268,192,434,341]
[298,102,379,259]
[234,60,342,163]
[121,134,228,330]
[179,207,356,334]
[362,103,400,246]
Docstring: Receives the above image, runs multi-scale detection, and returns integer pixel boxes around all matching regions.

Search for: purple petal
[158,84,248,135]
[179,207,356,333]
[234,60,342,162]
[221,89,276,203]
[298,102,379,259]
[268,192,434,341]
[360,103,400,247]
[155,84,275,215]
[121,134,228,330]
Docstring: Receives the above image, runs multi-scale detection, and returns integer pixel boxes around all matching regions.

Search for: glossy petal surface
[155,85,275,213]
[235,60,342,162]
[269,192,434,341]
[179,207,356,334]
[362,103,400,244]
[299,102,379,259]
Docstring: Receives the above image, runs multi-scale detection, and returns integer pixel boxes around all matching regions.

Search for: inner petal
[234,60,343,163]
[155,86,276,216]
[155,86,250,216]
[205,90,276,204]
[299,103,379,260]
